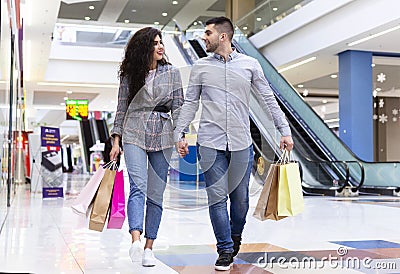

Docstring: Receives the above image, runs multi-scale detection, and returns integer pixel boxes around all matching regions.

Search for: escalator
[188,39,208,58]
[79,119,94,173]
[79,118,109,173]
[233,30,400,195]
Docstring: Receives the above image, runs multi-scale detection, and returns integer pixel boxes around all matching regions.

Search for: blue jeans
[197,144,253,253]
[123,143,172,240]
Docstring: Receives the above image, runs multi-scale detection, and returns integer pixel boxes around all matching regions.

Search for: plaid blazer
[111,63,184,151]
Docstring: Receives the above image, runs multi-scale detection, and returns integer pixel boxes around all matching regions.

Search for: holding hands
[175,139,189,158]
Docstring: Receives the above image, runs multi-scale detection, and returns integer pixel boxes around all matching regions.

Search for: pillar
[338,50,373,161]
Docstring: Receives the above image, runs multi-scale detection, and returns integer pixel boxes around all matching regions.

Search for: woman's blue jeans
[123,143,172,240]
[197,144,253,253]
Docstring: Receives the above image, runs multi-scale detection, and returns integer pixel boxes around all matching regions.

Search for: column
[226,0,255,22]
[338,50,373,161]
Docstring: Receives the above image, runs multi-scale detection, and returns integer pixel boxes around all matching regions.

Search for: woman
[110,27,184,267]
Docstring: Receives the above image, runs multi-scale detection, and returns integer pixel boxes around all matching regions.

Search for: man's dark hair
[205,16,234,41]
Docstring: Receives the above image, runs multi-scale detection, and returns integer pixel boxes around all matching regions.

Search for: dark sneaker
[232,235,242,257]
[215,251,233,271]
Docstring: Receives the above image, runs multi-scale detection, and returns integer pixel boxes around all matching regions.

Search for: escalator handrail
[233,31,400,167]
[286,109,366,189]
[237,39,365,190]
[250,94,352,190]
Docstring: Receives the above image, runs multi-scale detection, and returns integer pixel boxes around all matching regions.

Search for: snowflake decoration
[373,102,377,108]
[379,114,388,124]
[393,117,398,122]
[373,114,378,120]
[373,90,378,98]
[377,72,386,83]
[379,99,384,108]
[393,109,399,115]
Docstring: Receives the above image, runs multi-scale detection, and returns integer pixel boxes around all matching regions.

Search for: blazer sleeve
[110,77,130,138]
[171,67,184,127]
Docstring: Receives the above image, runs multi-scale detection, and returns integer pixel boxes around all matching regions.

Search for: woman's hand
[110,135,121,161]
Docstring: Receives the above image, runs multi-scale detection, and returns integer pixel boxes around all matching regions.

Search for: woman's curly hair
[119,27,168,104]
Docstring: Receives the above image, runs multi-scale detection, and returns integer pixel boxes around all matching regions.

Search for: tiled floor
[1,172,400,273]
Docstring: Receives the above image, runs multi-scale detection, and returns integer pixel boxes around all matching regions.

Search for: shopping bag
[107,169,126,229]
[277,162,304,216]
[89,167,116,231]
[71,166,106,217]
[253,163,287,221]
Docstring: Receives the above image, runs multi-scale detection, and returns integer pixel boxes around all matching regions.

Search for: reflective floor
[1,172,400,274]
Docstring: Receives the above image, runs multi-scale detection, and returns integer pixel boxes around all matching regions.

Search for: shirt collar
[213,48,238,62]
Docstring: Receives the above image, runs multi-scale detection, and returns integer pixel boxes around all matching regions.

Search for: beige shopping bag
[253,163,287,221]
[89,168,116,231]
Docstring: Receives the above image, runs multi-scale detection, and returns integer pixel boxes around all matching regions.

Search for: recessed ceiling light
[131,9,137,12]
[297,84,304,88]
[371,63,376,67]
[256,17,262,22]
[272,7,278,11]
[322,99,328,104]
[162,12,168,17]
[376,87,382,91]
[154,21,160,25]
[124,19,130,24]
[84,16,90,21]
[66,90,73,94]
[172,0,178,4]
[243,26,248,30]
[330,74,338,79]
[88,5,94,10]
[193,22,198,26]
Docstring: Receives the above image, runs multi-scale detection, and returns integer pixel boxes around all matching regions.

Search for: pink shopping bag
[107,169,126,229]
[71,166,106,217]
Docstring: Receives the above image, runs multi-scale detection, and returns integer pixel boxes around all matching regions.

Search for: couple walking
[110,16,293,271]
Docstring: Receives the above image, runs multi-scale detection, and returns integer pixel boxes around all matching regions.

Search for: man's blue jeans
[123,143,172,240]
[197,144,253,253]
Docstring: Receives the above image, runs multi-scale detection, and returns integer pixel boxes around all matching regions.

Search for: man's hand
[175,139,189,158]
[280,135,294,151]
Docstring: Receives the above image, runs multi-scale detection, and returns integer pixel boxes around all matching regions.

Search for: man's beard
[206,41,218,53]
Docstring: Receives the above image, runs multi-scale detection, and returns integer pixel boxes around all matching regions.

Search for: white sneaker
[129,241,143,262]
[142,248,156,267]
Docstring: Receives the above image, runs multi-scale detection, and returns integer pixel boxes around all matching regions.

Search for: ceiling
[1,0,400,131]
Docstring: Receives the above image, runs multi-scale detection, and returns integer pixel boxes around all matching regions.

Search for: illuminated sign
[66,99,88,121]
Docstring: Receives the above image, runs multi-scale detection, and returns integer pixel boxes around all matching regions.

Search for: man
[174,16,294,271]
